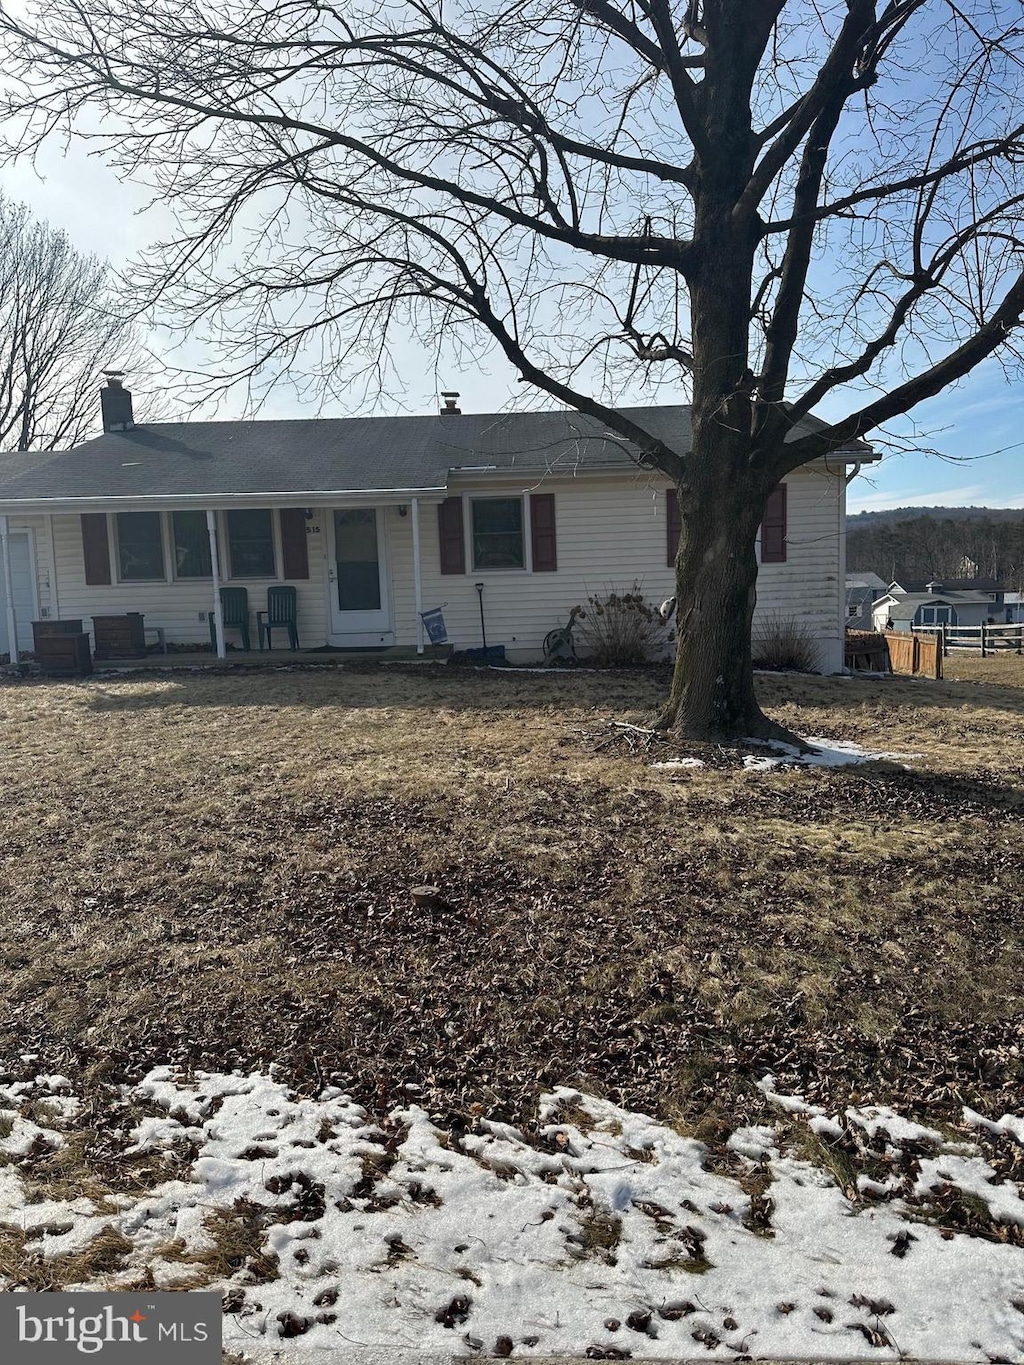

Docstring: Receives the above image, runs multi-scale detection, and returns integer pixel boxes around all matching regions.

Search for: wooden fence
[884,630,942,680]
[914,622,1024,656]
[844,630,942,679]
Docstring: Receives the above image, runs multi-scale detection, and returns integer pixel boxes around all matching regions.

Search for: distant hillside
[847,507,1024,589]
[849,505,1023,529]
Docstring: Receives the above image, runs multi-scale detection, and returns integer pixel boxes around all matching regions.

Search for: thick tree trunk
[656,471,791,742]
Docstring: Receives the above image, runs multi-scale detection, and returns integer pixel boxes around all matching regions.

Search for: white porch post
[206,509,226,660]
[412,497,424,654]
[0,515,19,665]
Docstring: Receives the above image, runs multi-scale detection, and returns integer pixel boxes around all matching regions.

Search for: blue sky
[2,141,1021,513]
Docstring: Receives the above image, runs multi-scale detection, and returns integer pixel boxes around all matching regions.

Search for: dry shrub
[576,584,667,666]
[752,612,821,673]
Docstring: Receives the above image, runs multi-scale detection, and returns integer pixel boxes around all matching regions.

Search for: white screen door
[328,508,391,638]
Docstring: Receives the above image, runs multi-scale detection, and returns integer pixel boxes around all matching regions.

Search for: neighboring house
[0,378,876,670]
[1006,592,1024,623]
[887,576,1005,607]
[845,572,888,629]
[871,583,1002,632]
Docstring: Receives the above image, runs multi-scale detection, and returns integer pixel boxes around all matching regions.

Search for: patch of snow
[964,1106,1024,1146]
[650,757,706,769]
[757,1074,826,1116]
[808,1115,845,1141]
[913,1154,1024,1227]
[0,1069,1019,1361]
[0,1113,65,1157]
[847,1105,943,1147]
[726,1125,778,1160]
[744,737,920,770]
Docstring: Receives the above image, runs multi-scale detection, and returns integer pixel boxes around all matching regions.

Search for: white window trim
[464,491,532,574]
[110,510,170,585]
[222,508,282,581]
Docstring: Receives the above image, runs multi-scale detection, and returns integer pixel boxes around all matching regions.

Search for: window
[227,509,276,578]
[172,511,212,578]
[918,605,953,626]
[847,604,859,618]
[115,511,164,581]
[471,497,524,569]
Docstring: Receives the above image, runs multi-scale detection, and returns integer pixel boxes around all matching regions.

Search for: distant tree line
[847,513,1024,591]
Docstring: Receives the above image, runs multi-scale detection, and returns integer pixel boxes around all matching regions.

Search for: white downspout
[412,497,424,654]
[0,516,19,665]
[207,509,226,660]
[46,515,61,622]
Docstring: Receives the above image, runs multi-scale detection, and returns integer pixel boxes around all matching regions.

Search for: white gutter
[0,488,449,516]
[412,497,424,654]
[0,515,19,665]
[45,514,61,622]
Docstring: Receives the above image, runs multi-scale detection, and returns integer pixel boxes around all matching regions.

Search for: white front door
[326,507,393,643]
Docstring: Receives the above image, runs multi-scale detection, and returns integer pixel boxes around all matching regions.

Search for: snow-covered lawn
[2,1068,1023,1361]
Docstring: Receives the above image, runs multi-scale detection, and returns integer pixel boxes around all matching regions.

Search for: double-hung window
[115,512,165,581]
[172,511,212,578]
[227,510,276,578]
[471,497,524,570]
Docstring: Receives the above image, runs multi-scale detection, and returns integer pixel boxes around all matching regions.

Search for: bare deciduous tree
[0,193,143,451]
[1,0,1021,738]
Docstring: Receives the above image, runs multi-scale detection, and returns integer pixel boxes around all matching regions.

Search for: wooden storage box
[92,613,146,659]
[33,630,92,676]
[32,619,84,642]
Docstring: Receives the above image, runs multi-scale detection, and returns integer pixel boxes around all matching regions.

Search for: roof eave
[0,487,450,515]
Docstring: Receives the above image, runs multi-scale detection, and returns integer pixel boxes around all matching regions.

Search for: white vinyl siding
[46,512,327,649]
[11,461,846,671]
[389,462,846,671]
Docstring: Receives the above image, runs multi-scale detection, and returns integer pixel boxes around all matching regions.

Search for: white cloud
[846,482,998,514]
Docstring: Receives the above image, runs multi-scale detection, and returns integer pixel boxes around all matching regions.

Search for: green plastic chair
[209,586,251,651]
[257,585,299,651]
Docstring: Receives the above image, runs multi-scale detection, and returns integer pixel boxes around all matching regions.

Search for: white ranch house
[0,380,874,671]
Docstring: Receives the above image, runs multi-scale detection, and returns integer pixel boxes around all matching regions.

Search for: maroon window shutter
[279,508,310,579]
[666,489,681,566]
[760,484,788,563]
[81,513,111,585]
[530,493,557,571]
[438,497,465,574]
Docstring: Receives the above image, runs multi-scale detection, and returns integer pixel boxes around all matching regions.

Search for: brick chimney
[100,371,134,431]
[440,390,461,415]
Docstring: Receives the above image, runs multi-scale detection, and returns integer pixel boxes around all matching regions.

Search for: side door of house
[0,533,38,656]
[325,507,393,644]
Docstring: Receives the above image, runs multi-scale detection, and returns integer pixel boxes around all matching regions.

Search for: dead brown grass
[155,1200,280,1287]
[0,1224,132,1290]
[0,662,1021,1133]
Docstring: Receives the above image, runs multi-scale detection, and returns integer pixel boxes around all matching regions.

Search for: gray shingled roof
[891,577,1001,594]
[0,405,873,505]
[884,591,995,620]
